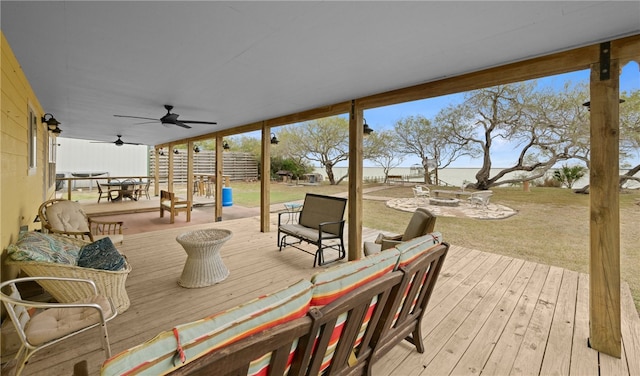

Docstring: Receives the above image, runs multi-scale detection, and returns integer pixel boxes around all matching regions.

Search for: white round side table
[176,228,233,288]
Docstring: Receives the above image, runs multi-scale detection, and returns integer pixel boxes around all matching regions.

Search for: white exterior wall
[56,138,149,187]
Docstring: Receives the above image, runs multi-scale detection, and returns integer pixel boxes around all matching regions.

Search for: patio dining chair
[96,181,110,203]
[0,277,116,376]
[135,180,151,200]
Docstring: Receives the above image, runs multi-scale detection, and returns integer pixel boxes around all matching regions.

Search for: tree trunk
[325,164,336,185]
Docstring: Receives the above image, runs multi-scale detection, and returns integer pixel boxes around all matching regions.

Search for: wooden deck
[16,216,640,376]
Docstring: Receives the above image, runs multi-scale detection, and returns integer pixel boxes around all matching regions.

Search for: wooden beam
[154,35,639,152]
[588,54,621,358]
[261,123,271,232]
[348,100,364,261]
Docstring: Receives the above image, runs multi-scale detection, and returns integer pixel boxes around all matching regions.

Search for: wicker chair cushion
[25,295,112,345]
[7,232,87,264]
[45,200,91,232]
[78,237,125,271]
[101,279,313,375]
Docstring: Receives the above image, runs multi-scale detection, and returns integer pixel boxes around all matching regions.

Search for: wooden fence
[149,151,259,183]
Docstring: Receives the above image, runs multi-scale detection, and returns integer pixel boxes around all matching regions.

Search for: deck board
[11,216,638,376]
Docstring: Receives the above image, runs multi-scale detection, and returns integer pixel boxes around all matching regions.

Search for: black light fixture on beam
[270,133,279,145]
[41,113,62,134]
[222,140,230,150]
[363,118,373,135]
[194,145,200,153]
[582,99,625,111]
[173,148,179,154]
[159,148,165,156]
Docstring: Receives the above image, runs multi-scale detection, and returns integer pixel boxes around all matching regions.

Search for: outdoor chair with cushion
[277,193,347,267]
[363,208,436,256]
[39,199,124,244]
[0,276,117,376]
[160,190,192,224]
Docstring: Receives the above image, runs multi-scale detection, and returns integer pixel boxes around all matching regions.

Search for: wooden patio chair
[160,190,192,224]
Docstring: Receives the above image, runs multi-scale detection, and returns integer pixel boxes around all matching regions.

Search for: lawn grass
[363,185,640,315]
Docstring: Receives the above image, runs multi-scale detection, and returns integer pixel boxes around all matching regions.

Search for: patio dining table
[102,180,146,201]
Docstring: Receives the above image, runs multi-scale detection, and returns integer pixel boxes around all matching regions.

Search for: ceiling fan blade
[132,121,159,125]
[124,142,142,145]
[114,115,159,121]
[174,121,192,129]
[179,120,218,125]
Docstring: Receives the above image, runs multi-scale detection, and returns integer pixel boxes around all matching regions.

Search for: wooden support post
[215,137,223,222]
[187,141,194,205]
[260,123,271,232]
[348,100,363,261]
[154,148,160,197]
[168,144,175,192]
[588,47,621,358]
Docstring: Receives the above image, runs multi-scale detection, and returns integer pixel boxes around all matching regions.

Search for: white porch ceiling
[2,1,639,146]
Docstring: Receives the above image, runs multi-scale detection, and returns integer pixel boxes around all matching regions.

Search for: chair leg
[186,207,191,222]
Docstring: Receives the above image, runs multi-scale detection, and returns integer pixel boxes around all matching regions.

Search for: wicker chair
[39,199,124,244]
[5,257,132,313]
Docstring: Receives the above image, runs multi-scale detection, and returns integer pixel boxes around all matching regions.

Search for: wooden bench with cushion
[160,190,191,224]
[97,233,448,376]
[277,193,347,267]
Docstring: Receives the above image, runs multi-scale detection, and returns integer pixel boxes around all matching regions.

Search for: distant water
[313,167,640,189]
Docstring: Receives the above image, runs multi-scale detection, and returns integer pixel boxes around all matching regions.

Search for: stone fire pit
[429,197,460,207]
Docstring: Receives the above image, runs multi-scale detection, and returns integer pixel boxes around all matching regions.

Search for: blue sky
[363,62,640,168]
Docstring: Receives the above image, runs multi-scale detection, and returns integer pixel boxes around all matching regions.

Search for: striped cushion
[310,247,400,306]
[310,248,399,374]
[101,279,313,376]
[394,232,442,269]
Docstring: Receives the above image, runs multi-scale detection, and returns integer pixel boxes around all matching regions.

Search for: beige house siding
[1,31,52,283]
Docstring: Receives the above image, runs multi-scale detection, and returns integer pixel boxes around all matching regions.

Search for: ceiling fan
[114,104,217,129]
[91,135,141,147]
